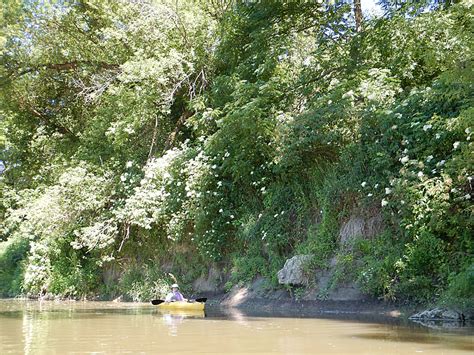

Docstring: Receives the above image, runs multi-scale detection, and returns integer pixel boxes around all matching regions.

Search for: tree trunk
[354,0,362,32]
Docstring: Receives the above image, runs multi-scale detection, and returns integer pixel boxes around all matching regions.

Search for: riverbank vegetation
[0,0,472,310]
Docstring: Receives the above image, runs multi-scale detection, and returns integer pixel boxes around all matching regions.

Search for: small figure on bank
[165,283,187,302]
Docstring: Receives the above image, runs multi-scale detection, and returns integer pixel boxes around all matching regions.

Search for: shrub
[119,265,170,302]
[0,236,28,297]
[440,265,474,312]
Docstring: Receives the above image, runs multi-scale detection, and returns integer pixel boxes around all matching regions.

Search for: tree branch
[18,99,79,140]
[163,110,194,152]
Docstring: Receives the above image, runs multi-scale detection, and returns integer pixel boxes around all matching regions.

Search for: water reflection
[21,304,51,355]
[162,313,184,336]
[156,309,205,336]
[22,312,34,355]
[221,306,248,325]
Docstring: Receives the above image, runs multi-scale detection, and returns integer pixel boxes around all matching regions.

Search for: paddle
[150,297,207,305]
[151,299,165,305]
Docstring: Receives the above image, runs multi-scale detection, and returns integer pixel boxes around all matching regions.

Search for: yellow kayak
[158,301,205,311]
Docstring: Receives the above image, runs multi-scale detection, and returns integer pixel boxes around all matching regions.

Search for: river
[0,299,472,354]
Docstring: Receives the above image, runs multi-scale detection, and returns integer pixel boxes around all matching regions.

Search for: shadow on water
[353,326,474,352]
[205,304,474,334]
[205,305,465,324]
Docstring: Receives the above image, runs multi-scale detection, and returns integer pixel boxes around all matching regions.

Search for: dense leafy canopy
[0,0,472,308]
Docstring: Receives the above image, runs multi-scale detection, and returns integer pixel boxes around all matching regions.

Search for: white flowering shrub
[23,240,52,294]
[120,265,171,302]
[352,62,473,303]
[2,166,114,296]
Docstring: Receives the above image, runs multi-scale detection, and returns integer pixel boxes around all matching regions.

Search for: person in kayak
[165,283,187,302]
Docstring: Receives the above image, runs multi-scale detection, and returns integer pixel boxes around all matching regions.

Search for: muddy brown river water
[0,299,472,354]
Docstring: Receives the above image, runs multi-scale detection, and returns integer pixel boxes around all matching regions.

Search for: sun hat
[171,283,179,288]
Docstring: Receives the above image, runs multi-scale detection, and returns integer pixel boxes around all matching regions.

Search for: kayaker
[165,283,187,302]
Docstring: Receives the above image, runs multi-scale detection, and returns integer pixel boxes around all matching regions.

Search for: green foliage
[0,0,471,309]
[230,254,268,284]
[354,234,402,300]
[297,173,342,268]
[48,250,100,298]
[119,265,170,302]
[440,265,474,311]
[350,55,473,302]
[0,235,28,296]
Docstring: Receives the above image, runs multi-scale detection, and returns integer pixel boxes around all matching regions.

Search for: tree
[354,0,363,31]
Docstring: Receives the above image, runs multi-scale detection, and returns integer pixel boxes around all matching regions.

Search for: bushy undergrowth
[118,265,171,302]
[0,236,28,297]
[440,265,474,311]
